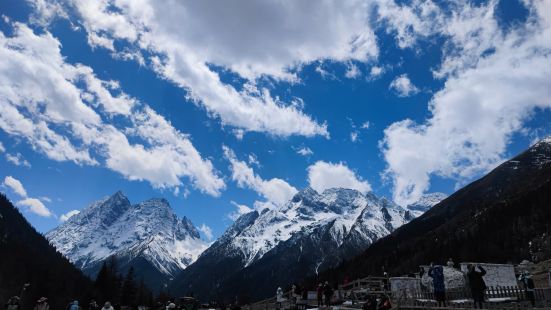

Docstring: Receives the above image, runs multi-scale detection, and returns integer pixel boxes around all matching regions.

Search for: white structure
[390,277,421,299]
[460,263,517,287]
[420,265,466,291]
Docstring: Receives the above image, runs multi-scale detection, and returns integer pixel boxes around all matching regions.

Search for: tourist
[419,266,425,278]
[323,282,333,307]
[447,258,454,268]
[301,287,308,306]
[428,264,446,307]
[33,297,49,310]
[101,302,114,310]
[88,300,99,310]
[68,300,81,310]
[292,284,301,305]
[5,296,21,310]
[467,264,487,309]
[518,271,536,307]
[276,287,284,309]
[316,283,323,307]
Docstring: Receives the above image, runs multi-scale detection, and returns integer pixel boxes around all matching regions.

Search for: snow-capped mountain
[406,192,448,217]
[46,191,208,290]
[171,187,413,300]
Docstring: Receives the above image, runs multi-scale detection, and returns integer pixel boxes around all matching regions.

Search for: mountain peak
[46,193,208,288]
[291,186,319,203]
[107,190,129,203]
[94,190,131,213]
[537,135,551,145]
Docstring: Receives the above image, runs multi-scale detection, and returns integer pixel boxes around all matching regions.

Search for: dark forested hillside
[0,194,95,310]
[318,139,551,284]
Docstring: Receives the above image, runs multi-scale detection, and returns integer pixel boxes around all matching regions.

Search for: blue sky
[1,0,550,240]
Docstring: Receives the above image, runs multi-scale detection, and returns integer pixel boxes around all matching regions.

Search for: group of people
[427,261,537,308]
[4,297,116,310]
[4,296,51,310]
[275,281,334,309]
[315,282,334,307]
[426,262,488,309]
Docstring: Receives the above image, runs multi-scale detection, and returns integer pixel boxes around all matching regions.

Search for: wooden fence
[393,286,551,309]
[392,286,551,302]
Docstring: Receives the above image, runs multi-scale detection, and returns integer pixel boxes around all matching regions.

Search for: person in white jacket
[276,287,284,309]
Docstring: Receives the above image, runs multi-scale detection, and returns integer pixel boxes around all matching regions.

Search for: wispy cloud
[389,74,419,97]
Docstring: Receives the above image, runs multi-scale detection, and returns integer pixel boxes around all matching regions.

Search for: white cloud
[389,74,419,97]
[228,201,254,221]
[0,141,4,153]
[375,0,444,49]
[40,196,52,203]
[198,223,213,240]
[6,153,31,168]
[345,63,361,79]
[350,131,359,143]
[361,121,370,130]
[307,161,371,193]
[369,66,384,79]
[3,176,27,197]
[233,129,245,140]
[87,31,115,51]
[382,0,551,205]
[315,63,337,80]
[34,0,390,137]
[100,108,225,195]
[248,154,260,167]
[223,146,297,206]
[17,197,53,217]
[296,147,314,157]
[60,209,80,221]
[0,22,225,196]
[3,175,54,217]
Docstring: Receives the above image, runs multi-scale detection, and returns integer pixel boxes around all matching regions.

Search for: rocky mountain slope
[46,191,208,291]
[319,137,551,284]
[171,187,436,301]
[0,194,94,309]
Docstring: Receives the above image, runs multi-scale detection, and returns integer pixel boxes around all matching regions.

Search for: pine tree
[121,267,137,306]
[107,257,122,304]
[95,262,110,301]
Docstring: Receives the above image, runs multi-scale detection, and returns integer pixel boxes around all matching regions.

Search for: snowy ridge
[529,136,551,166]
[406,192,448,217]
[172,187,425,299]
[46,191,208,277]
[214,187,412,268]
